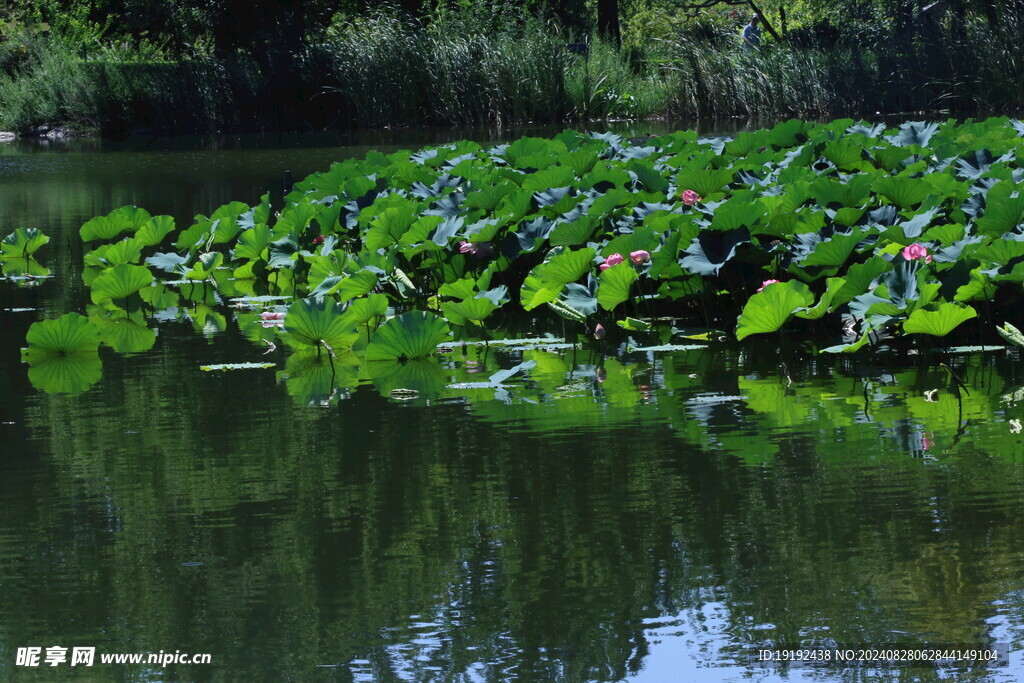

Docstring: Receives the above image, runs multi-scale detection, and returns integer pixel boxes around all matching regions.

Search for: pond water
[2,123,1024,681]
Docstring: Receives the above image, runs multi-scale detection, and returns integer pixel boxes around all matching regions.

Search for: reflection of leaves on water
[26,354,103,394]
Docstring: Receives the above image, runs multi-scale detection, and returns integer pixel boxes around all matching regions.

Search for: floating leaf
[365,311,451,360]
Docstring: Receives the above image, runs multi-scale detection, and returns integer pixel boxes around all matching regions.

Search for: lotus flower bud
[757,279,781,293]
[630,250,651,265]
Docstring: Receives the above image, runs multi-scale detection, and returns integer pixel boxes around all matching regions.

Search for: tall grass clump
[0,38,98,132]
[303,10,574,128]
[565,39,667,120]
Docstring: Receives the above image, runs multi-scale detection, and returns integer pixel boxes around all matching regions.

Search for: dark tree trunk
[597,0,621,47]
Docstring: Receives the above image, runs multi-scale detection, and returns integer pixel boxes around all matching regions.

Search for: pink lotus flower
[261,311,285,321]
[593,323,606,340]
[459,240,495,260]
[682,189,700,206]
[630,250,651,265]
[600,252,625,271]
[757,279,781,293]
[901,243,933,264]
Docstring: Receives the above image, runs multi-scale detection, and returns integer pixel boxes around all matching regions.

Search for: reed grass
[4,11,1024,136]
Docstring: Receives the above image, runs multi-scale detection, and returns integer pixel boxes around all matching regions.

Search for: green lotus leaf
[531,247,595,288]
[903,303,977,336]
[626,159,669,192]
[603,227,658,259]
[26,353,103,394]
[523,168,575,193]
[597,263,639,311]
[442,297,499,325]
[140,282,180,308]
[84,239,144,268]
[81,206,152,242]
[90,264,154,304]
[23,313,102,357]
[366,204,419,250]
[1,228,49,258]
[365,311,451,360]
[954,268,996,302]
[765,119,809,148]
[831,256,893,307]
[184,252,224,280]
[341,293,389,327]
[335,270,379,303]
[870,146,913,171]
[176,219,217,251]
[559,149,599,177]
[872,175,934,209]
[283,297,360,350]
[549,215,598,247]
[232,225,273,261]
[677,168,733,197]
[976,193,1024,236]
[464,182,516,211]
[809,174,875,208]
[90,309,157,354]
[822,139,867,171]
[736,280,815,341]
[504,136,561,169]
[797,229,863,269]
[794,277,847,320]
[135,215,175,247]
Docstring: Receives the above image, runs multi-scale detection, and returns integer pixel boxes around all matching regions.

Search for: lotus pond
[4,122,1024,680]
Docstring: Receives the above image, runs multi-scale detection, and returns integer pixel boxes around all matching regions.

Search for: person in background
[742,14,761,51]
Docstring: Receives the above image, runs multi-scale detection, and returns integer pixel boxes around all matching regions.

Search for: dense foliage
[4,1,1024,134]
[20,117,1024,394]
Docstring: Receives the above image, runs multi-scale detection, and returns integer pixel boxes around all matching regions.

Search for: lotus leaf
[90,264,154,304]
[903,303,977,336]
[2,228,49,258]
[283,297,359,350]
[736,280,815,341]
[364,311,451,360]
